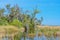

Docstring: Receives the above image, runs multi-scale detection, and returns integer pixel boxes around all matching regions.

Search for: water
[2,33,60,40]
[1,30,60,40]
[20,33,60,40]
[2,36,60,40]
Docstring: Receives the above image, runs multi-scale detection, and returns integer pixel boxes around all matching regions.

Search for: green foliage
[10,19,23,28]
[14,32,23,40]
[0,20,8,25]
[0,17,8,25]
[0,4,42,40]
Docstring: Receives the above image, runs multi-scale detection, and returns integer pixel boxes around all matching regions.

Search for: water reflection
[21,34,60,40]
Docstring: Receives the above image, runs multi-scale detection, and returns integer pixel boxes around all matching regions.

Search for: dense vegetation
[0,4,43,33]
[0,4,43,40]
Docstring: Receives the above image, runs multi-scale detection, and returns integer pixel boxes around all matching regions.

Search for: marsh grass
[37,26,60,37]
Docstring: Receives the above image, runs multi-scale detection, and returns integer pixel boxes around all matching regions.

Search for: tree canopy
[0,4,43,33]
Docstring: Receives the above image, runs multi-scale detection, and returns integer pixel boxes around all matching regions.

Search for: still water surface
[21,34,60,40]
[2,33,60,40]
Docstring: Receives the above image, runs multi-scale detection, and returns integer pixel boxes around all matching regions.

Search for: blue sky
[0,0,60,25]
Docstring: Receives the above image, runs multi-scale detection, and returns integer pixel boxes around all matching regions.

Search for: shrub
[10,19,23,28]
